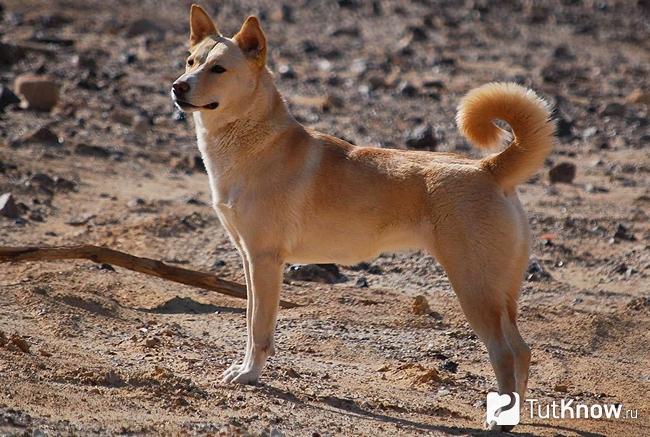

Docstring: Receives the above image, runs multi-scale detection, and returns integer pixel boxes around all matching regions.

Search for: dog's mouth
[173,99,219,111]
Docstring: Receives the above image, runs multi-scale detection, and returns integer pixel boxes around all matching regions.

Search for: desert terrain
[0,0,649,435]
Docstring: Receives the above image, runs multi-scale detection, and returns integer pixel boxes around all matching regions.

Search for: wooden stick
[0,245,299,309]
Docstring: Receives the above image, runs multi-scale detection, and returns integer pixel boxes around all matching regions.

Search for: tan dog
[172,4,555,428]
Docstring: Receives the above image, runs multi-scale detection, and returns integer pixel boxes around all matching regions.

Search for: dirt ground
[1,0,649,435]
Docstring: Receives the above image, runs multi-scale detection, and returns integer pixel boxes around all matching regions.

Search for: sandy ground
[1,0,649,435]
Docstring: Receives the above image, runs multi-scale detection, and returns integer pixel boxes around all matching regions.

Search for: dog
[172,4,555,429]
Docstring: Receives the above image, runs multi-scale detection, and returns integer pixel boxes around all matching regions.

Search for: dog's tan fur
[172,5,555,427]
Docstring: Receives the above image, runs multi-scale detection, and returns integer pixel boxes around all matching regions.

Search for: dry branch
[0,245,299,309]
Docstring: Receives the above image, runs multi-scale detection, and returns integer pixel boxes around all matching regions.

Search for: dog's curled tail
[456,82,556,189]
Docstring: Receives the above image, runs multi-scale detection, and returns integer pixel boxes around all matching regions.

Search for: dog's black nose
[172,81,190,96]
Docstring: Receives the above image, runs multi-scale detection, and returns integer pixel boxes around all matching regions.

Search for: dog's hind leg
[427,207,531,427]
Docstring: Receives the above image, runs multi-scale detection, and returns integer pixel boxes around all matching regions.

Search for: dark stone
[355,277,369,288]
[0,42,25,66]
[126,19,164,37]
[549,162,576,184]
[21,126,61,146]
[285,264,346,284]
[405,124,437,150]
[74,143,111,158]
[0,85,20,111]
[397,81,418,97]
[556,116,574,139]
[601,102,625,117]
[442,360,458,373]
[613,224,636,241]
[0,193,20,218]
[526,259,552,282]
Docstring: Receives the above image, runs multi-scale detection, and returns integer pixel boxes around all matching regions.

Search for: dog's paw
[485,421,515,433]
[221,363,261,385]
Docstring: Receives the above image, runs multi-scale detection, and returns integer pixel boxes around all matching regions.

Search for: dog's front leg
[222,252,283,384]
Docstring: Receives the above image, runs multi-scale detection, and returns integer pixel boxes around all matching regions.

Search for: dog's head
[171,4,267,115]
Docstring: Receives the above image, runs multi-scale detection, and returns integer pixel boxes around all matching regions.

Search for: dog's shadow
[256,384,607,436]
[139,295,245,315]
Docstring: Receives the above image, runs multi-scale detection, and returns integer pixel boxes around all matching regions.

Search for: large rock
[13,74,59,111]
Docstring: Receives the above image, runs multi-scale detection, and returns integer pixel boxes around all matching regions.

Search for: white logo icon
[486,392,520,426]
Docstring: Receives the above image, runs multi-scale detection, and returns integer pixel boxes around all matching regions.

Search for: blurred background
[0,1,648,435]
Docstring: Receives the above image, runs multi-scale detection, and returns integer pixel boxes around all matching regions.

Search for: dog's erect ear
[234,16,267,67]
[189,4,219,47]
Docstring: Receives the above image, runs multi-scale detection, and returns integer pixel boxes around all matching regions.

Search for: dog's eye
[211,65,226,74]
[187,58,194,66]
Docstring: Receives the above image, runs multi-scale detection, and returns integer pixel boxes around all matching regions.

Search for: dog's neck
[192,69,300,203]
[194,69,296,166]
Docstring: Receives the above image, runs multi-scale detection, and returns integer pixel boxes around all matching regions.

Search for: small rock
[555,116,574,139]
[526,259,552,282]
[626,297,649,312]
[105,370,123,386]
[65,213,95,226]
[285,264,345,284]
[10,335,30,353]
[549,162,576,184]
[613,224,636,241]
[20,126,61,146]
[405,124,437,150]
[0,42,25,65]
[554,383,569,393]
[74,143,111,158]
[144,337,161,348]
[0,85,20,111]
[126,18,164,37]
[625,89,650,105]
[412,368,440,385]
[277,64,297,79]
[412,295,431,315]
[285,368,301,378]
[355,277,369,288]
[442,360,458,373]
[132,115,150,134]
[397,80,418,97]
[13,73,59,111]
[111,109,132,125]
[601,102,625,117]
[0,193,20,218]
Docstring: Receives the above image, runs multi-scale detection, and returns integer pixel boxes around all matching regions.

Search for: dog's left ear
[189,4,220,47]
[234,16,266,67]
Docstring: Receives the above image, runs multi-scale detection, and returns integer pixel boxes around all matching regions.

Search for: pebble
[405,124,437,150]
[0,192,20,218]
[412,295,431,315]
[601,102,625,117]
[0,42,25,65]
[625,89,650,105]
[13,73,59,111]
[0,84,20,111]
[20,126,61,146]
[613,223,635,241]
[10,334,30,353]
[74,143,111,158]
[526,259,552,282]
[285,264,345,284]
[549,162,576,184]
[126,19,164,37]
